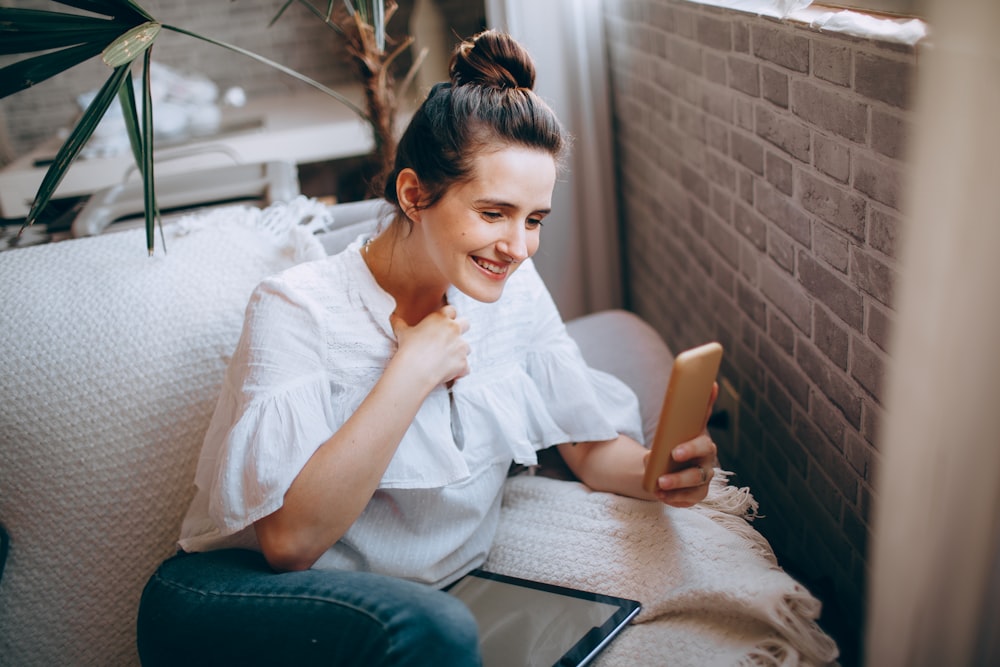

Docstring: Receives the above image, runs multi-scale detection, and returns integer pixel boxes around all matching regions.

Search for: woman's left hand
[642,433,718,507]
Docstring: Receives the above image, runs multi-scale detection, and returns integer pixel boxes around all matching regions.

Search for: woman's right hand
[390,304,471,388]
[256,303,470,572]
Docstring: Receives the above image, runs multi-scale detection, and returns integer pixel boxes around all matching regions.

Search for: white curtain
[485,0,623,320]
[866,0,1000,665]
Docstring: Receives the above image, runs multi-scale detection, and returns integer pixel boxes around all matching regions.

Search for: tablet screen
[447,570,640,667]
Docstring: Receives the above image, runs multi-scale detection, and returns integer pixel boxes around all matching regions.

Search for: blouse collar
[347,233,469,340]
[347,235,397,340]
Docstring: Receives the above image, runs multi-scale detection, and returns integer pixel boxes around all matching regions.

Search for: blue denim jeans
[137,549,482,666]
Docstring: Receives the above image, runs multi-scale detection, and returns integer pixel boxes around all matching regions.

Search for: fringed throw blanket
[485,472,839,666]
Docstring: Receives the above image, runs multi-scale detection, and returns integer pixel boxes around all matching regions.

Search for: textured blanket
[485,472,839,666]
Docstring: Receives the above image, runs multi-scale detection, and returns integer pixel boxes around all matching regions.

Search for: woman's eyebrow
[473,198,551,214]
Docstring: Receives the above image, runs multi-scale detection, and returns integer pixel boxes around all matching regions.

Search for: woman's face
[414,145,557,303]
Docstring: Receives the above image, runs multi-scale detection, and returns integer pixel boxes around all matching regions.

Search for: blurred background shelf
[0,85,382,221]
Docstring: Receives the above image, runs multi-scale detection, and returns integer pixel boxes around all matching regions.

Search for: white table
[0,85,391,219]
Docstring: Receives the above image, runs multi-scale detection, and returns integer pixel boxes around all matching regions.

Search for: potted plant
[0,0,419,253]
[269,1,421,195]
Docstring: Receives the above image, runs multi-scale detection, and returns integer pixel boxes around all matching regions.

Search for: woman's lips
[471,255,509,279]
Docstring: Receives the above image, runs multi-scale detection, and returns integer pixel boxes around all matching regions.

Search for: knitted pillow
[0,198,330,666]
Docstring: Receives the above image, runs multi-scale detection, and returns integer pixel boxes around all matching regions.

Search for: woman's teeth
[474,257,506,275]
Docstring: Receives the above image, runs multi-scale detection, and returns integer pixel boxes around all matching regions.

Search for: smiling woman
[372,145,555,311]
[136,28,721,666]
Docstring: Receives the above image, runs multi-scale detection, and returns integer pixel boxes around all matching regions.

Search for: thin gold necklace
[362,238,373,268]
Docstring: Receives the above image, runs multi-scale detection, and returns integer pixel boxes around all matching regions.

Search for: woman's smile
[410,145,556,303]
[471,255,512,279]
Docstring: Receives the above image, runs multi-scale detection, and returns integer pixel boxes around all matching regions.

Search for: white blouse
[179,236,643,587]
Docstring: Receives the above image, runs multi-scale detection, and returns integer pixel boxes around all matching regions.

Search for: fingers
[654,464,714,507]
[391,305,468,335]
[439,304,470,334]
[388,311,407,336]
[670,433,716,465]
[653,432,718,508]
[392,304,471,386]
[656,462,714,491]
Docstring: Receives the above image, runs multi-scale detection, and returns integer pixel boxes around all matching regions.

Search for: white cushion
[0,199,327,666]
[567,309,674,445]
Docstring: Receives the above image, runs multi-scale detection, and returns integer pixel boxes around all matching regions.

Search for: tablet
[447,570,641,667]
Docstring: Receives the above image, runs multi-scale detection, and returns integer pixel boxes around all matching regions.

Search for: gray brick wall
[603,0,918,658]
[0,0,485,159]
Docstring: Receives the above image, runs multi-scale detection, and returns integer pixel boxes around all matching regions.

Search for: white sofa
[0,197,838,666]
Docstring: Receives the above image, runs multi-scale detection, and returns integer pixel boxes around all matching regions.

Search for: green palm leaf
[7,0,371,253]
[117,65,163,254]
[0,41,113,98]
[0,6,142,95]
[0,26,126,55]
[51,0,151,22]
[0,7,130,50]
[139,49,158,254]
[101,20,159,67]
[24,63,132,228]
[116,69,143,169]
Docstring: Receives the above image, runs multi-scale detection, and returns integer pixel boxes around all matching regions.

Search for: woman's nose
[498,223,529,262]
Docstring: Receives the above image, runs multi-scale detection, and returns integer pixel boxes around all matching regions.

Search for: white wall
[865,0,1000,664]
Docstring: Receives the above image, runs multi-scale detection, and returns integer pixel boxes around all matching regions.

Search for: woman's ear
[395,169,423,223]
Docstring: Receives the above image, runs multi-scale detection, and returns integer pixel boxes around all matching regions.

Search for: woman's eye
[481,211,503,221]
[526,218,544,229]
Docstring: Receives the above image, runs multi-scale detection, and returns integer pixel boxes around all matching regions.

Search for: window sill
[684,0,927,45]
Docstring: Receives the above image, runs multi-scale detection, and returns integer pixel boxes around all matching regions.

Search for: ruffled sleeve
[522,269,644,446]
[444,261,644,467]
[199,266,340,534]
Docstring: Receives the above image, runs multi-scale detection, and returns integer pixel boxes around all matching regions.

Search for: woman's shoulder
[258,239,362,300]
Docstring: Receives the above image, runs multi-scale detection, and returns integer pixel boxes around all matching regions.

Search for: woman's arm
[557,432,718,507]
[254,305,469,572]
[557,382,720,507]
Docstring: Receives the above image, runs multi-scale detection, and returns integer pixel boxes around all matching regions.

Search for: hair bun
[450,29,536,91]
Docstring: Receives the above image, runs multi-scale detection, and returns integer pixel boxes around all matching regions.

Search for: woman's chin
[453,264,512,302]
[457,284,505,303]
[453,275,507,303]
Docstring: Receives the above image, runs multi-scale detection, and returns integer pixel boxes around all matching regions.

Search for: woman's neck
[363,228,448,325]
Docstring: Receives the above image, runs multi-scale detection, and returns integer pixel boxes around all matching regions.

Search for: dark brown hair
[382,29,568,217]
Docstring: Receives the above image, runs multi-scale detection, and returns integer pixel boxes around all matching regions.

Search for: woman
[138,29,717,666]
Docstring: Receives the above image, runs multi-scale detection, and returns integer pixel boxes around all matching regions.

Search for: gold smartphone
[641,342,723,494]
